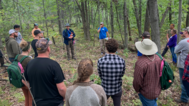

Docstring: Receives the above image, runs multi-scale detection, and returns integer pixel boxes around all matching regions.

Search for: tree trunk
[148,0,161,53]
[110,1,114,38]
[160,1,171,29]
[139,0,142,31]
[42,0,48,37]
[0,0,3,9]
[106,2,109,28]
[186,0,189,27]
[144,0,150,32]
[124,2,128,49]
[132,0,142,37]
[169,1,172,24]
[177,0,182,43]
[56,0,63,35]
[16,0,23,34]
[98,0,100,25]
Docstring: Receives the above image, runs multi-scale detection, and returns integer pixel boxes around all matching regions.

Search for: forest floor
[0,26,187,106]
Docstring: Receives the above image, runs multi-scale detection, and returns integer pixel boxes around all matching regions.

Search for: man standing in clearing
[63,23,76,60]
[97,22,110,55]
[31,30,43,58]
[134,39,161,106]
[32,23,41,38]
[5,29,21,62]
[174,27,189,103]
[14,25,23,44]
[162,24,175,57]
[25,38,67,106]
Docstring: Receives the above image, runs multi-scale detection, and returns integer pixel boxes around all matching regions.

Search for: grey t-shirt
[174,38,189,68]
[15,32,22,44]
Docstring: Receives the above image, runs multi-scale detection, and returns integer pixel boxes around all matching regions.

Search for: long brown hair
[73,59,93,85]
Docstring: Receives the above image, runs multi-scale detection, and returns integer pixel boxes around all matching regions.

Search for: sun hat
[9,29,16,35]
[135,39,158,55]
[36,38,52,53]
[65,23,70,27]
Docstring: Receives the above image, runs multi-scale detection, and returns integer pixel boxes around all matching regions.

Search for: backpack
[156,53,175,90]
[7,55,28,88]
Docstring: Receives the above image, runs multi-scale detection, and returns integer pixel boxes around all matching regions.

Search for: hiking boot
[67,58,70,61]
[72,57,76,60]
[175,99,188,104]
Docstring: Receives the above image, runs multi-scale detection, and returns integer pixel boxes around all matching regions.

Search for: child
[167,29,177,64]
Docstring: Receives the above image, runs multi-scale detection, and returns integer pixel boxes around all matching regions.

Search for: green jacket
[5,37,21,58]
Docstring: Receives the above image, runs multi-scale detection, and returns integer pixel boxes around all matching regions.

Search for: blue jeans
[138,93,158,106]
[179,68,189,103]
[170,47,177,63]
[183,80,189,97]
[9,58,14,63]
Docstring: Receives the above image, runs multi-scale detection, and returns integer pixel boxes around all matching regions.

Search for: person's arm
[175,40,184,54]
[98,27,101,33]
[97,60,102,79]
[32,29,35,38]
[133,63,144,93]
[166,33,169,42]
[56,82,67,100]
[11,41,20,57]
[63,30,70,40]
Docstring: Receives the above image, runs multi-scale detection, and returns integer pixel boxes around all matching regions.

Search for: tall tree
[16,0,23,34]
[132,0,142,37]
[177,0,182,43]
[186,0,189,27]
[124,2,128,48]
[139,0,142,31]
[169,1,172,24]
[148,0,161,53]
[144,0,150,32]
[42,0,49,37]
[0,0,3,47]
[110,1,114,38]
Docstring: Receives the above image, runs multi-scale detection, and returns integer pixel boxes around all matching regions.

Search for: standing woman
[65,59,107,106]
[18,40,32,106]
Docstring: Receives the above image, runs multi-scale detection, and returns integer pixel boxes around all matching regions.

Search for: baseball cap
[65,23,70,27]
[34,23,38,26]
[34,30,42,36]
[184,27,189,33]
[180,32,183,34]
[36,38,52,53]
[142,31,150,38]
[100,22,104,25]
[9,29,16,35]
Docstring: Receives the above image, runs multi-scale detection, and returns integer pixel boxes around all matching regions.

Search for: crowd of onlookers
[1,23,189,106]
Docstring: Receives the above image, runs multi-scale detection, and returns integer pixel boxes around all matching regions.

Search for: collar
[74,82,93,86]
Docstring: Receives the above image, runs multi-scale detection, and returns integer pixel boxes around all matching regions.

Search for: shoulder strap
[19,56,29,63]
[156,53,163,60]
[14,54,20,61]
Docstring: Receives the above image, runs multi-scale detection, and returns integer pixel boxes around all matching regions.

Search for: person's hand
[167,45,169,48]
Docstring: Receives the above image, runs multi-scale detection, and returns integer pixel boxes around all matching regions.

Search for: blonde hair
[73,59,93,85]
[19,40,30,51]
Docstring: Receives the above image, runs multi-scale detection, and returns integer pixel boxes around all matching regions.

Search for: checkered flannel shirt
[98,54,125,95]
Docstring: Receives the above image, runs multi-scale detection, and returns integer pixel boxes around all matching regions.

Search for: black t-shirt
[31,39,38,58]
[25,58,65,106]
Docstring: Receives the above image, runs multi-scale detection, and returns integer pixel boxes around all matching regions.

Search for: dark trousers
[0,57,4,66]
[162,44,168,57]
[107,90,122,106]
[9,58,14,63]
[183,80,189,97]
[66,40,75,59]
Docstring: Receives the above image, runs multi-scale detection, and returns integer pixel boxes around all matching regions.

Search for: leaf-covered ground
[0,27,187,106]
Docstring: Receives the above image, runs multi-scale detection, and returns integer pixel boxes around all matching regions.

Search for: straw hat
[135,39,158,55]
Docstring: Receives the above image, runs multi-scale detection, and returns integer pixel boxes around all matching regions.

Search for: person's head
[142,31,150,39]
[34,23,38,29]
[34,30,43,38]
[106,39,119,54]
[36,38,52,57]
[180,32,185,38]
[65,23,70,30]
[100,22,104,27]
[14,25,20,32]
[19,40,31,54]
[171,29,177,35]
[9,29,18,38]
[184,27,189,37]
[73,59,93,84]
[170,24,175,29]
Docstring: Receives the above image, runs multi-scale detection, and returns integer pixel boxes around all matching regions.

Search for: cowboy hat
[135,39,158,55]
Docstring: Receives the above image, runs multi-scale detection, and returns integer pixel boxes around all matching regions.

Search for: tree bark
[110,1,114,38]
[169,1,172,24]
[186,0,189,27]
[139,0,142,31]
[42,0,49,37]
[160,2,171,29]
[132,0,142,37]
[0,0,3,9]
[148,0,161,53]
[177,0,182,43]
[56,0,63,35]
[16,0,23,34]
[144,0,150,32]
[124,2,128,49]
[105,4,109,28]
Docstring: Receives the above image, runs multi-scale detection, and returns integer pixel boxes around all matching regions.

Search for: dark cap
[142,31,150,38]
[36,38,52,53]
[34,30,42,36]
[180,32,183,34]
[34,23,38,26]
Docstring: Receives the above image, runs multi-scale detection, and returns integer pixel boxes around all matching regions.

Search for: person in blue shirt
[63,23,76,60]
[137,31,151,59]
[14,25,23,44]
[97,22,110,55]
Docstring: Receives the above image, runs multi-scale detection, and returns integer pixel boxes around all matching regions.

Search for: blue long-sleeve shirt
[167,34,177,47]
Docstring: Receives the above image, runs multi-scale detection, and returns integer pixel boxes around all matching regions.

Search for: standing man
[98,39,125,106]
[5,29,21,62]
[63,23,76,60]
[97,22,110,55]
[162,24,175,57]
[134,39,161,106]
[31,30,43,58]
[32,23,41,38]
[174,27,189,103]
[14,25,23,44]
[25,38,67,106]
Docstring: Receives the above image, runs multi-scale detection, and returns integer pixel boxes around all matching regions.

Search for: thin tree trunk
[110,1,114,38]
[177,0,182,43]
[160,2,171,29]
[56,0,62,35]
[42,0,48,37]
[139,0,142,31]
[0,0,3,9]
[106,2,109,28]
[98,0,100,25]
[148,0,161,53]
[16,0,23,34]
[186,0,189,27]
[169,1,172,24]
[144,0,150,32]
[132,0,142,37]
[124,2,128,49]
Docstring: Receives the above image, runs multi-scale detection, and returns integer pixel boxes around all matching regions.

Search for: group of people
[2,22,189,106]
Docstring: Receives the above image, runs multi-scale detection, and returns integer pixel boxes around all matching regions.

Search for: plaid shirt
[98,54,125,95]
[182,55,189,82]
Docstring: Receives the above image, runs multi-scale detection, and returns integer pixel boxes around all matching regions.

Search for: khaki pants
[100,39,106,54]
[66,40,75,59]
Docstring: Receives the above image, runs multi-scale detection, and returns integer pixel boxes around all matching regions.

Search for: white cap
[9,29,15,35]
